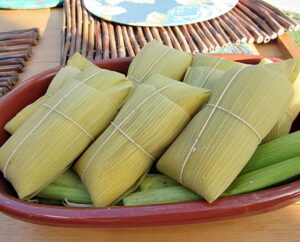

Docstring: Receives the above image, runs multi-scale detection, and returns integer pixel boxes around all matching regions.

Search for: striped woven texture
[62,0,299,64]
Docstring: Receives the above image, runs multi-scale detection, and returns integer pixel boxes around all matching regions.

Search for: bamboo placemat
[62,0,299,64]
[0,28,39,97]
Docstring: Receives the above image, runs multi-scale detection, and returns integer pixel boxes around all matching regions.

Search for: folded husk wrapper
[127,40,192,86]
[190,54,244,71]
[259,58,300,142]
[185,55,300,142]
[4,53,95,134]
[157,65,293,203]
[74,74,211,207]
[0,66,133,199]
[184,66,224,89]
[183,54,243,89]
[67,52,96,70]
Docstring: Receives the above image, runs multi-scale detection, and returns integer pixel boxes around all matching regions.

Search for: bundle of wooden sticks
[0,28,39,97]
[61,0,299,64]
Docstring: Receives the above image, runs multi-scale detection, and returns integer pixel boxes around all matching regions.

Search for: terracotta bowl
[0,54,299,227]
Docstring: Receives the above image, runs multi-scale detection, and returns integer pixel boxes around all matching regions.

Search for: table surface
[0,7,299,242]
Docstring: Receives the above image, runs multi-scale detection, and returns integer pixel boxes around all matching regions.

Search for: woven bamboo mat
[61,0,299,64]
[0,28,39,97]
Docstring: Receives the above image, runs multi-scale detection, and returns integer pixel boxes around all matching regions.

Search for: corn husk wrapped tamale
[127,40,192,86]
[0,66,133,199]
[74,74,211,207]
[67,52,96,70]
[190,54,244,71]
[183,67,224,89]
[4,53,95,134]
[183,54,244,89]
[185,55,300,142]
[259,58,300,142]
[157,65,293,203]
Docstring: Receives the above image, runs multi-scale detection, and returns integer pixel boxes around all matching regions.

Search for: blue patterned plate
[83,0,238,27]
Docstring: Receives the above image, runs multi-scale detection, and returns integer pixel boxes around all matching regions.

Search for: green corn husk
[157,65,293,203]
[37,184,92,204]
[127,40,192,86]
[241,131,300,174]
[0,60,133,200]
[74,74,211,207]
[37,170,93,205]
[223,156,300,196]
[51,169,84,188]
[4,53,95,134]
[124,155,300,206]
[140,174,179,191]
[123,186,201,206]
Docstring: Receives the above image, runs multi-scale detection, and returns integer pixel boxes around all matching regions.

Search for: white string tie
[207,104,262,142]
[111,122,154,160]
[43,104,94,141]
[81,82,180,182]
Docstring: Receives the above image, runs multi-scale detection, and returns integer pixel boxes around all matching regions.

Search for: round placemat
[83,0,239,27]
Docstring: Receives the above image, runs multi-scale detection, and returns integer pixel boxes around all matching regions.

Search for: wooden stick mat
[62,0,299,64]
[0,28,39,97]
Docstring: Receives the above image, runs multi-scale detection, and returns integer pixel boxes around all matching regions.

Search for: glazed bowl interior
[0,54,299,227]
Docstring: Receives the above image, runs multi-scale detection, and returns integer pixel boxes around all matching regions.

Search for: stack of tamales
[6,42,193,133]
[127,40,192,86]
[74,75,211,207]
[0,58,133,199]
[4,53,95,134]
[1,40,300,207]
[157,64,293,203]
[184,54,300,142]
